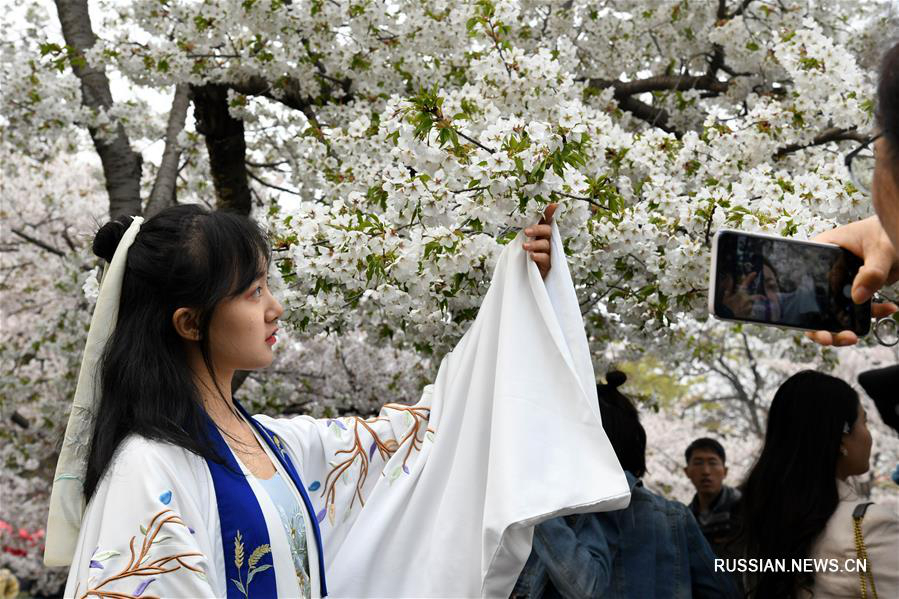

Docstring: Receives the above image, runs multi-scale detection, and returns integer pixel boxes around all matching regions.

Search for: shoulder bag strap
[852,501,878,599]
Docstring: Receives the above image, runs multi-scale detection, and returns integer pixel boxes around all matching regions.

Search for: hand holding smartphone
[709,230,872,335]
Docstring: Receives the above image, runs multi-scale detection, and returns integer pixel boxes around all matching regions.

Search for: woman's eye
[253,286,263,297]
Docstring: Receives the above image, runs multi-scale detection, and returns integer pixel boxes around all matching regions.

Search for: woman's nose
[268,293,284,320]
[272,300,284,319]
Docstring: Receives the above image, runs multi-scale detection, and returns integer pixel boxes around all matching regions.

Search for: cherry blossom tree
[626,343,898,509]
[4,0,895,357]
[0,142,105,594]
[3,0,899,593]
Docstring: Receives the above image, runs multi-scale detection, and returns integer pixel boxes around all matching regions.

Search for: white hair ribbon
[44,216,144,567]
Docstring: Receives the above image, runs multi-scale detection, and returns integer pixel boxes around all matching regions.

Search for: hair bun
[606,370,627,389]
[92,216,135,263]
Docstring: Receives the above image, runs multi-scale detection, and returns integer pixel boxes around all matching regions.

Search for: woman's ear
[172,307,201,341]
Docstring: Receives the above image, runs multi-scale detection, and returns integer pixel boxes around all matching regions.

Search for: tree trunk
[190,84,252,216]
[145,84,191,217]
[53,0,143,219]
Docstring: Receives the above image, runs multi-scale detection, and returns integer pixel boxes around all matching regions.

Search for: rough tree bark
[190,83,252,216]
[145,83,191,217]
[53,0,143,219]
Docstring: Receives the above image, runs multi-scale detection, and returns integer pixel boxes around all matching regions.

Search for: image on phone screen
[711,230,871,335]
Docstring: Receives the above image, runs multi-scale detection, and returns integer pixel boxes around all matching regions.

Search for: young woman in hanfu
[45,203,630,598]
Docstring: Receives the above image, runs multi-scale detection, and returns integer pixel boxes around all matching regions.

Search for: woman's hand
[807,216,899,346]
[720,272,765,317]
[524,204,557,280]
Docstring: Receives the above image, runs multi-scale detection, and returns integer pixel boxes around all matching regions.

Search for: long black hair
[879,42,899,163]
[597,371,647,478]
[84,204,271,501]
[737,370,859,598]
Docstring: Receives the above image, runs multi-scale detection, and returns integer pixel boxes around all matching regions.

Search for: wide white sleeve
[256,393,431,552]
[63,436,221,598]
[259,221,630,598]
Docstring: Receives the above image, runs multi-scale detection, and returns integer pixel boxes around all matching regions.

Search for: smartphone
[709,229,871,335]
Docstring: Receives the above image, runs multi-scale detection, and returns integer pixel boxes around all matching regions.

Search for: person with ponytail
[44,203,633,598]
[737,370,898,598]
[512,371,739,599]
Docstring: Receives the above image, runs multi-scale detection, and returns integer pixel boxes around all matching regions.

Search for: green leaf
[247,564,273,585]
[94,550,121,561]
[39,43,62,56]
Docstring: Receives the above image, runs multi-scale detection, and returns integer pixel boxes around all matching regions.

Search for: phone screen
[712,231,871,334]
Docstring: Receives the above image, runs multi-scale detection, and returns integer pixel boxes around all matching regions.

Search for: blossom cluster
[2,0,898,592]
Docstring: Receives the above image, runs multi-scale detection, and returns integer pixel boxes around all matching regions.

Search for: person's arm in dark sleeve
[530,513,619,599]
[684,508,741,599]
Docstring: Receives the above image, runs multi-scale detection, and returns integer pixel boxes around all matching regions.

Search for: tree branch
[246,168,302,196]
[590,74,730,97]
[11,229,65,257]
[53,0,142,218]
[230,74,351,128]
[727,0,755,19]
[145,83,191,217]
[711,352,764,437]
[716,0,729,19]
[773,127,867,158]
[11,410,30,429]
[552,191,611,211]
[612,93,680,136]
[588,70,733,138]
[453,127,496,154]
[190,83,251,215]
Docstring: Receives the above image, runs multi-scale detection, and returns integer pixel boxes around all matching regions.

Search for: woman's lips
[265,334,276,345]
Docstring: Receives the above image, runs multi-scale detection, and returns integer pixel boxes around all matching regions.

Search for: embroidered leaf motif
[152,534,172,544]
[93,550,120,562]
[316,507,327,523]
[388,466,402,483]
[247,563,273,586]
[248,544,270,568]
[234,531,245,569]
[327,418,347,430]
[133,577,156,596]
[368,441,376,459]
[231,578,246,595]
[159,490,172,505]
[272,435,287,456]
[328,503,336,525]
[403,465,410,474]
[139,524,148,535]
[81,510,205,598]
[308,480,321,492]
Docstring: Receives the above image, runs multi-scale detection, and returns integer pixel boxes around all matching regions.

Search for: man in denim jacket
[512,373,739,599]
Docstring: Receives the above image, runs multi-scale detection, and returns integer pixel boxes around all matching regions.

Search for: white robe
[63,225,630,598]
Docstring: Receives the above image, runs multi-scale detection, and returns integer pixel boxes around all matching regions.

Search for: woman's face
[836,402,872,480]
[872,137,899,250]
[207,274,284,371]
